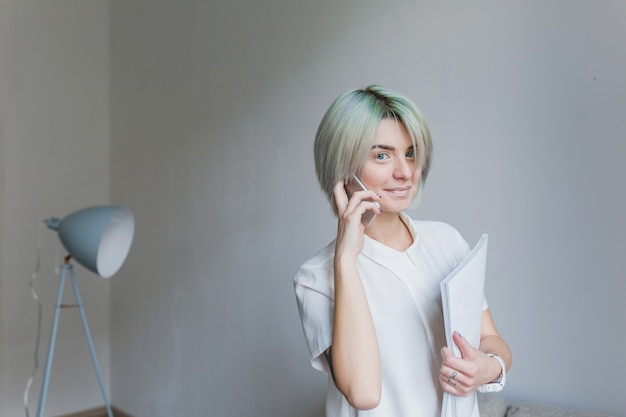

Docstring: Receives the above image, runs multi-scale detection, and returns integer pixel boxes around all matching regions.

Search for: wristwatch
[478,353,506,393]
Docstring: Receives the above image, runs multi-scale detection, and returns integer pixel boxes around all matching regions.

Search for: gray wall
[110,1,626,416]
[0,1,111,416]
[1,1,624,417]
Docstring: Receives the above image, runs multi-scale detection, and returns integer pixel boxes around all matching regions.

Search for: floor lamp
[37,206,135,417]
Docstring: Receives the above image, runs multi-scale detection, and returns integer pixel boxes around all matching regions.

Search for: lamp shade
[46,206,135,278]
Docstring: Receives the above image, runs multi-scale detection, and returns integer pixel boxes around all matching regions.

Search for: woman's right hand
[332,180,381,263]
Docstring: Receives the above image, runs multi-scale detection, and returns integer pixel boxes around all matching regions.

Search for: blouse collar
[360,212,420,274]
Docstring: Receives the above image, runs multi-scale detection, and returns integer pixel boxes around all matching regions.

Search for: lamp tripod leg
[69,267,114,417]
[36,265,68,417]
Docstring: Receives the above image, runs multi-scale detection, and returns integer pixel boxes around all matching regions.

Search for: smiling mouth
[385,186,412,195]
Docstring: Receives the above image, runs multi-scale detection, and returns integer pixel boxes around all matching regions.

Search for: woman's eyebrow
[371,144,395,151]
[371,144,415,151]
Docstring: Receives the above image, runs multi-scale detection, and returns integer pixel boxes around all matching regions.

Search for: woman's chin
[380,202,411,214]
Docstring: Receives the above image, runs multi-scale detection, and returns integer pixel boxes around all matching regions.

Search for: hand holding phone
[344,175,380,227]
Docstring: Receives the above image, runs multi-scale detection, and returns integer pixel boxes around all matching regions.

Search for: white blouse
[294,214,485,417]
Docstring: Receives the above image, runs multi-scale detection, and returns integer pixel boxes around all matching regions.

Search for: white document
[440,233,488,417]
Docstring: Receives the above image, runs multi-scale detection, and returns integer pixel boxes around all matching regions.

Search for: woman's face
[358,118,421,214]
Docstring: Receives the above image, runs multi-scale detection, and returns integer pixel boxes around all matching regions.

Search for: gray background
[1,1,624,416]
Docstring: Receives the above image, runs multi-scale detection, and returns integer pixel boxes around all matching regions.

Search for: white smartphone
[344,175,380,227]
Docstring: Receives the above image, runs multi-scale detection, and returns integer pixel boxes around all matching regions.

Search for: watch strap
[478,353,506,393]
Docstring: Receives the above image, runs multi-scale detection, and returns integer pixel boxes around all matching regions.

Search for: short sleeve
[293,254,335,372]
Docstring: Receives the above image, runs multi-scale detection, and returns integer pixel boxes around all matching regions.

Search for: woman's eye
[406,149,415,158]
[375,153,390,161]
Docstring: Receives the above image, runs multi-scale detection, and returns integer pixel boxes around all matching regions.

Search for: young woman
[294,85,511,417]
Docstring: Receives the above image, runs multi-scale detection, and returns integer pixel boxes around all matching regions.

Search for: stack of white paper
[440,234,488,417]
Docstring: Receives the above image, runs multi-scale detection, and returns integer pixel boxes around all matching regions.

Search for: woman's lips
[385,186,412,196]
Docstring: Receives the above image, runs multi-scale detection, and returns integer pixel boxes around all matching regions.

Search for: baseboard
[56,405,134,417]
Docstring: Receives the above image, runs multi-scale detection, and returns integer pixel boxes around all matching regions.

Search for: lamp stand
[36,257,113,417]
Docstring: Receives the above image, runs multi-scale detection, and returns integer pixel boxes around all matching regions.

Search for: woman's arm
[329,257,381,409]
[327,181,382,410]
[479,309,512,372]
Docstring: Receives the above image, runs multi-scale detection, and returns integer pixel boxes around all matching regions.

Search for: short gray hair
[314,85,433,213]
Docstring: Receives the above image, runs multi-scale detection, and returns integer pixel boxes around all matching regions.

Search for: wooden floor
[56,406,134,417]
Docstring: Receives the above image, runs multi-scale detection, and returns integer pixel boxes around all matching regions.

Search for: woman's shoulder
[411,218,458,232]
[407,217,463,239]
[404,215,470,256]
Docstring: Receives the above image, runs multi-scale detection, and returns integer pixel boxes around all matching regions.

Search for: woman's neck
[365,212,413,252]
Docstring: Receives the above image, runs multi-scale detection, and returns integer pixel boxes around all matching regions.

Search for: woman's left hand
[439,331,501,397]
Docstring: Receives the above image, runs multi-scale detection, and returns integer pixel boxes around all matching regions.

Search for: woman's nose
[393,158,413,179]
